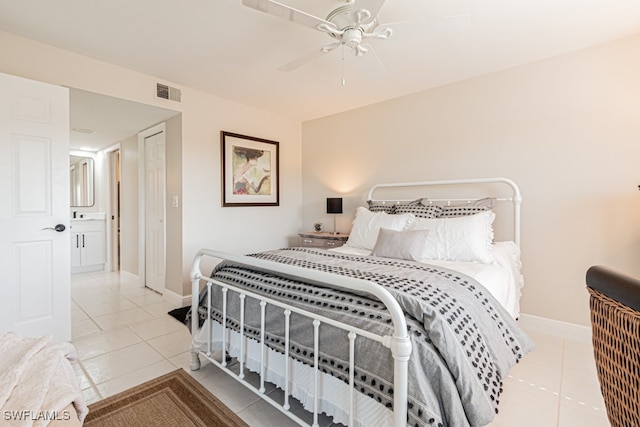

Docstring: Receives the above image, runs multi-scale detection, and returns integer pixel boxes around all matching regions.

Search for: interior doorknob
[42,224,66,232]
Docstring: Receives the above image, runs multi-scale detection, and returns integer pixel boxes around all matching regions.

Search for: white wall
[5,28,638,325]
[164,115,184,295]
[0,31,303,296]
[302,34,640,327]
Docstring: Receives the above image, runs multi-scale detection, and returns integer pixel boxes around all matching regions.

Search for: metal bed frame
[366,177,522,246]
[189,177,522,427]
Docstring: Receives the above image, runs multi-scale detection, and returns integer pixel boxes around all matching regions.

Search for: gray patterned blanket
[195,248,534,427]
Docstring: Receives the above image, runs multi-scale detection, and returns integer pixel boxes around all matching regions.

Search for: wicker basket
[588,287,640,427]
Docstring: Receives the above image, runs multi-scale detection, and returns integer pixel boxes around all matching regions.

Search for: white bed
[189,177,532,427]
[330,241,523,320]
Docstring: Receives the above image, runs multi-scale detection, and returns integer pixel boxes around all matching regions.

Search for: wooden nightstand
[298,232,349,249]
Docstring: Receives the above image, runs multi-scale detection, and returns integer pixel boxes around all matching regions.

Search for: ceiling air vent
[156,83,182,102]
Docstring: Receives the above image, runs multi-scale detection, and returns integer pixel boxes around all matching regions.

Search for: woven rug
[84,369,248,427]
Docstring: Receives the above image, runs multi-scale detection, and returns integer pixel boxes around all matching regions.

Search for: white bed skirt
[194,320,394,427]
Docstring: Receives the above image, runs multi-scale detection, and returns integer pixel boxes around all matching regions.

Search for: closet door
[144,127,166,294]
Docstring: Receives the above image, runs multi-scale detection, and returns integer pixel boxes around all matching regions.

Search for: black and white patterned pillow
[393,204,443,218]
[367,198,423,214]
[437,198,495,218]
[367,200,395,213]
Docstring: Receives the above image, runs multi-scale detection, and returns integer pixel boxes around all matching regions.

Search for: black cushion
[586,265,640,312]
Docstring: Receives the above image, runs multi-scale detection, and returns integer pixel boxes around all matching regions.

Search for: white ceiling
[2,0,640,129]
[69,89,179,151]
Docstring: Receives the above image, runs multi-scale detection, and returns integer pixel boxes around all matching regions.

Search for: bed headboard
[366,177,522,246]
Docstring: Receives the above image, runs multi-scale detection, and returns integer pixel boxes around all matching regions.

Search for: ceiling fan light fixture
[368,26,392,39]
[354,9,372,25]
[355,44,368,56]
[326,5,377,32]
[317,22,341,37]
[343,28,363,48]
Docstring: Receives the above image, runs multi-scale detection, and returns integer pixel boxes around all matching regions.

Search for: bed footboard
[189,248,412,427]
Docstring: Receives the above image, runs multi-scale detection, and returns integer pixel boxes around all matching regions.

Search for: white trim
[164,288,190,307]
[101,143,121,273]
[519,313,591,343]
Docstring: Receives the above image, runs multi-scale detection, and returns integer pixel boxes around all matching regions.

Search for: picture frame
[221,131,279,207]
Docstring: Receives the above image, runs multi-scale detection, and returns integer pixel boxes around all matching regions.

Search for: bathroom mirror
[70,155,95,207]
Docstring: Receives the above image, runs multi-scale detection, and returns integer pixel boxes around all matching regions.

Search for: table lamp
[326,197,343,235]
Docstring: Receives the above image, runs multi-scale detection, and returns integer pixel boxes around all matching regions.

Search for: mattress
[330,241,524,319]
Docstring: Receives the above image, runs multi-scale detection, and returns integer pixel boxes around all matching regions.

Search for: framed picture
[221,131,279,207]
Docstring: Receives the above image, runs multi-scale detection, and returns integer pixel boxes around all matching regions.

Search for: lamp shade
[326,198,343,214]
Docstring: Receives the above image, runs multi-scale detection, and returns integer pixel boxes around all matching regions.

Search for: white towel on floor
[0,333,88,426]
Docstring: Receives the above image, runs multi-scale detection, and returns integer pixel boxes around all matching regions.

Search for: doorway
[69,88,179,288]
[108,148,121,272]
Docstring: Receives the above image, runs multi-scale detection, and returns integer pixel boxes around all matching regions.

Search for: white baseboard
[519,313,592,343]
[163,288,191,307]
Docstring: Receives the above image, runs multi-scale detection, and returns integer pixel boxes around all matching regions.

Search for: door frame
[104,144,121,273]
[138,122,166,292]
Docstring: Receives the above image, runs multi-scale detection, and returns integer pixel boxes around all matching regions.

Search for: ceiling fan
[241,0,395,73]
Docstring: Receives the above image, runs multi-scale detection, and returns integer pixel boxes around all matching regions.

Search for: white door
[144,128,165,293]
[0,72,70,342]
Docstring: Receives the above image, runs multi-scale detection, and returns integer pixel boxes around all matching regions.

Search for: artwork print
[221,131,279,207]
[232,146,271,195]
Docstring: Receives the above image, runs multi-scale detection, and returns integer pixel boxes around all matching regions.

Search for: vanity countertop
[72,212,106,221]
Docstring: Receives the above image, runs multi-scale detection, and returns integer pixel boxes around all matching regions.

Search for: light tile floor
[71,271,609,427]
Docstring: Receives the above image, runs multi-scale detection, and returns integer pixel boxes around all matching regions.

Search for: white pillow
[346,207,414,250]
[408,211,495,263]
[371,228,430,261]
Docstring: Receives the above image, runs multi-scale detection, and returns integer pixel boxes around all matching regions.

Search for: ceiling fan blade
[277,47,332,72]
[436,14,472,34]
[242,0,337,32]
[436,0,475,20]
[339,43,385,84]
[358,43,386,79]
[352,0,387,24]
